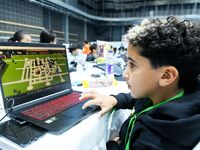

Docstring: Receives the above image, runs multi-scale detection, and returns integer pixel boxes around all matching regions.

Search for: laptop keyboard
[21,92,82,121]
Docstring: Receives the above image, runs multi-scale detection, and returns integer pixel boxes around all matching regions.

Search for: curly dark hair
[123,16,200,93]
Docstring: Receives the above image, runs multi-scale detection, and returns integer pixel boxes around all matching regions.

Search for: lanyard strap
[125,90,184,150]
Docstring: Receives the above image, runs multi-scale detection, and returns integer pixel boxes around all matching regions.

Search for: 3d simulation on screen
[0,48,69,98]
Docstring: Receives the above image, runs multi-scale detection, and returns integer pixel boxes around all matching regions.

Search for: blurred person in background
[40,29,57,44]
[82,40,91,55]
[86,43,97,62]
[8,30,32,42]
[68,44,79,68]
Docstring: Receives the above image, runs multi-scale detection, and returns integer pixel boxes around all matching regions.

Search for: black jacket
[112,91,200,150]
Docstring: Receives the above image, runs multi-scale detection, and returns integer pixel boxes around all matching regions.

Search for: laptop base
[11,100,100,135]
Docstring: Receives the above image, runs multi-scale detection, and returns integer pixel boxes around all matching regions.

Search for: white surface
[0,66,129,150]
[193,141,200,150]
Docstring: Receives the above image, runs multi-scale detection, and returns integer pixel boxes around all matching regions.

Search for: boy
[80,16,200,149]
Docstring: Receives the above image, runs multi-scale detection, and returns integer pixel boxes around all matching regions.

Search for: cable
[0,98,15,122]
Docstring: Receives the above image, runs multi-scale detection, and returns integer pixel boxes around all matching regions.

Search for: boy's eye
[128,62,136,69]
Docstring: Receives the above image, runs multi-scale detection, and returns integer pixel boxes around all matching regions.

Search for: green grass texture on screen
[3,82,29,97]
[2,54,69,98]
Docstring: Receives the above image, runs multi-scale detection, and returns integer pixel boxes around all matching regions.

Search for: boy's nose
[123,68,128,80]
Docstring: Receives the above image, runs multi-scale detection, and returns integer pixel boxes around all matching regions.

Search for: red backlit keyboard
[21,92,82,120]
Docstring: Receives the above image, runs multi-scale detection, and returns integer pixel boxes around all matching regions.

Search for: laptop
[0,42,99,135]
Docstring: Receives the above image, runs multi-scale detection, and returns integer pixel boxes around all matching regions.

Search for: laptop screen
[0,43,72,108]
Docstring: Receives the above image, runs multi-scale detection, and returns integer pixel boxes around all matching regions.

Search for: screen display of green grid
[0,47,69,98]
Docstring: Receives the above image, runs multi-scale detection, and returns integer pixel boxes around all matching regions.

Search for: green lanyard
[125,90,184,150]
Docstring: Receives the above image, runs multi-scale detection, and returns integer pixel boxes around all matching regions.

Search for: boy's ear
[159,66,179,87]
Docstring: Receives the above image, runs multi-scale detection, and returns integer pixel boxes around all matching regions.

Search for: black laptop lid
[0,42,72,110]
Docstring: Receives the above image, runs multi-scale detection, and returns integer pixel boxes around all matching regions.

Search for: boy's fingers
[79,93,97,100]
[82,100,99,109]
[98,108,109,118]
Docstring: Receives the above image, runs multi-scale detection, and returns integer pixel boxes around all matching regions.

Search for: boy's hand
[79,91,118,117]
